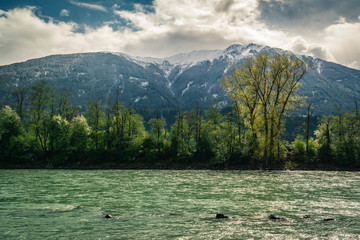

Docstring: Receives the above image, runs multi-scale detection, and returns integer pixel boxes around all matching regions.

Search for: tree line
[1,52,360,169]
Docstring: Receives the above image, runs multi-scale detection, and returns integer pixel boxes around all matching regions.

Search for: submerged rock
[216,214,229,219]
[322,218,335,222]
[268,214,286,220]
[169,212,182,216]
[105,214,112,219]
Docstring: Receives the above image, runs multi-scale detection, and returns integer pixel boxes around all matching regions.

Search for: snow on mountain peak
[164,49,223,67]
[225,43,265,57]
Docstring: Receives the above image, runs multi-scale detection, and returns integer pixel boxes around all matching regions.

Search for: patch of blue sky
[0,0,155,30]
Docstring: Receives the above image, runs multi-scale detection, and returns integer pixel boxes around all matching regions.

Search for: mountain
[1,43,360,116]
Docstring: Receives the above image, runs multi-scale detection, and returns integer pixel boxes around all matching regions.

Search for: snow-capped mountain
[1,43,360,116]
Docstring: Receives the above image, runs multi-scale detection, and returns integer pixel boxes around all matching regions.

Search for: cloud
[0,8,122,65]
[0,1,360,70]
[60,9,70,17]
[258,0,360,33]
[323,19,360,69]
[287,36,334,61]
[70,1,107,12]
[113,0,290,56]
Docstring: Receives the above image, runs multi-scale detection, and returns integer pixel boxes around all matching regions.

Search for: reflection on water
[1,170,360,239]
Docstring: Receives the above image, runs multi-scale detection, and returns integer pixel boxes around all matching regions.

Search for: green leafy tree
[203,103,224,163]
[124,109,147,156]
[48,115,70,165]
[148,114,167,153]
[0,106,29,165]
[48,115,70,152]
[29,80,52,152]
[109,93,127,151]
[148,116,167,142]
[329,112,360,166]
[315,116,333,164]
[87,99,105,151]
[70,115,90,152]
[223,52,307,167]
[13,87,27,120]
[57,91,78,121]
[170,111,190,159]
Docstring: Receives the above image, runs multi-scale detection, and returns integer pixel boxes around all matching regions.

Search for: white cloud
[0,1,360,70]
[60,9,70,17]
[70,1,107,12]
[323,19,360,69]
[0,8,122,65]
[113,0,290,57]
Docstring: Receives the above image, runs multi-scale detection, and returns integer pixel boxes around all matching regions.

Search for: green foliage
[48,115,70,165]
[2,77,360,169]
[315,111,360,167]
[223,52,307,168]
[29,80,53,152]
[70,115,90,152]
[87,99,105,151]
[148,117,166,142]
[0,106,31,165]
[0,106,24,143]
[293,137,306,156]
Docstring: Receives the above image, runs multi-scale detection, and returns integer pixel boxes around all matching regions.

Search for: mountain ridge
[1,43,360,116]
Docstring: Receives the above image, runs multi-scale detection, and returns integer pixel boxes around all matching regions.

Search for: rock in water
[216,214,229,219]
[268,214,285,220]
[105,214,112,219]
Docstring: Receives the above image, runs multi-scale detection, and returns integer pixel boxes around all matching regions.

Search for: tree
[148,113,167,154]
[204,103,224,162]
[0,106,29,165]
[57,90,78,121]
[109,90,127,151]
[13,87,27,120]
[48,115,70,165]
[29,80,52,153]
[223,52,307,167]
[170,111,189,158]
[48,115,70,153]
[70,115,90,152]
[315,116,333,164]
[305,101,316,156]
[87,99,105,151]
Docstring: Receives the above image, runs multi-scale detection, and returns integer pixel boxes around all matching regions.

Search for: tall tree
[70,115,90,152]
[87,99,105,151]
[12,87,27,120]
[0,106,30,165]
[315,116,332,163]
[29,80,52,153]
[148,114,167,143]
[223,52,307,167]
[305,101,316,156]
[57,91,78,121]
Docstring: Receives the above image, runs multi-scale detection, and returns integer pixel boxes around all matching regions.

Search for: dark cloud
[123,28,231,58]
[258,0,360,32]
[308,46,327,59]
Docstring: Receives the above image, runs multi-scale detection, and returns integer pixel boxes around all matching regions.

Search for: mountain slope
[1,44,360,115]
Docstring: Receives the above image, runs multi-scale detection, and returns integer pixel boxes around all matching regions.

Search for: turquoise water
[1,170,360,239]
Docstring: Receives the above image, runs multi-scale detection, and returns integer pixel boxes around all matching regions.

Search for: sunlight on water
[1,170,360,239]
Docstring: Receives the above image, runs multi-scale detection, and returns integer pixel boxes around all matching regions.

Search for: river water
[1,170,360,239]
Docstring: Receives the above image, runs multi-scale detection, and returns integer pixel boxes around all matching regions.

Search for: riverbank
[2,160,359,171]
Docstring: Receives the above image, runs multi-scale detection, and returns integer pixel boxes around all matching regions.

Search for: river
[1,170,360,239]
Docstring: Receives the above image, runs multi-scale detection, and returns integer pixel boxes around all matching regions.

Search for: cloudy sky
[0,0,359,69]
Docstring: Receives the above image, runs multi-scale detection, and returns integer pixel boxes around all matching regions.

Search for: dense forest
[1,52,360,169]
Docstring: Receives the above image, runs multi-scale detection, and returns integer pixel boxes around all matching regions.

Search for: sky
[0,0,360,69]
